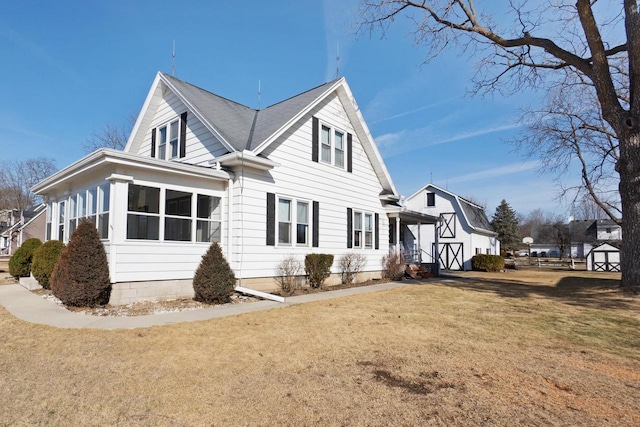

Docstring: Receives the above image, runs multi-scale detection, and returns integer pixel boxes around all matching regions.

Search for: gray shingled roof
[162,73,340,152]
[459,199,494,233]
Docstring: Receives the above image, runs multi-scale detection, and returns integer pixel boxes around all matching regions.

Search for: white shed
[586,242,621,272]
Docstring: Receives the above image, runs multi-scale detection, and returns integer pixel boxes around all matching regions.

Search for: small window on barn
[426,192,435,207]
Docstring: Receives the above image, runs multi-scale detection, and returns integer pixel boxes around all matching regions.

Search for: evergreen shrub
[50,219,111,307]
[8,238,42,278]
[304,253,334,288]
[193,241,236,304]
[32,240,65,289]
[471,254,505,272]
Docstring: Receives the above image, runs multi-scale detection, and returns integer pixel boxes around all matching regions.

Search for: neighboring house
[33,72,438,304]
[587,219,622,241]
[0,208,44,255]
[403,184,499,271]
[586,242,621,272]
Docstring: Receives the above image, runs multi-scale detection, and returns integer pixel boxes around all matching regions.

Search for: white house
[403,184,499,271]
[33,72,438,304]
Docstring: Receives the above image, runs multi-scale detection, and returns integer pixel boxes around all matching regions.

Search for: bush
[275,256,303,295]
[304,254,334,289]
[471,254,505,272]
[382,252,406,281]
[9,238,42,278]
[31,240,65,289]
[338,252,367,285]
[193,241,236,304]
[50,219,111,307]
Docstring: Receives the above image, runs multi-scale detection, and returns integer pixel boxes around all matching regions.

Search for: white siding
[229,93,389,279]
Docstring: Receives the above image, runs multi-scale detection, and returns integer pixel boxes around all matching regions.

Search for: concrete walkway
[0,280,420,330]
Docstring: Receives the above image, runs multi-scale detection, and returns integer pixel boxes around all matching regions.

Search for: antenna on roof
[257,79,261,110]
[171,40,176,76]
[335,41,341,79]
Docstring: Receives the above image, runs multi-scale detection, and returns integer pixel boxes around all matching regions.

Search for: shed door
[592,250,621,272]
[437,243,464,271]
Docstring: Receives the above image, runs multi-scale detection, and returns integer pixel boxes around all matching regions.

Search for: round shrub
[471,254,505,272]
[32,240,65,289]
[50,219,111,307]
[304,253,334,288]
[8,238,42,278]
[193,241,236,304]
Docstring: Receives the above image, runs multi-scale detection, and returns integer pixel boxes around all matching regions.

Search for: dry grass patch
[1,270,639,425]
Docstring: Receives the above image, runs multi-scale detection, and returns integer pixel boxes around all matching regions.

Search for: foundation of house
[108,270,385,306]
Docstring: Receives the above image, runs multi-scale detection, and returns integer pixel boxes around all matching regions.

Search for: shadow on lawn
[436,274,635,310]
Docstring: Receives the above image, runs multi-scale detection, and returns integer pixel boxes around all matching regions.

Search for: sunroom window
[164,190,192,241]
[196,195,221,242]
[127,184,160,240]
[126,183,221,243]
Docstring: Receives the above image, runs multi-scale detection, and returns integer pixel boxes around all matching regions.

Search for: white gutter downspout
[227,175,233,264]
[435,215,442,275]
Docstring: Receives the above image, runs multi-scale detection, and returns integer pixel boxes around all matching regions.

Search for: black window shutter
[150,128,156,158]
[347,133,353,173]
[312,117,319,162]
[179,112,187,158]
[375,213,380,250]
[266,193,276,246]
[347,208,353,248]
[312,201,319,247]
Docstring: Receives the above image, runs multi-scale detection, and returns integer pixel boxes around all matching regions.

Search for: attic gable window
[151,112,187,160]
[312,117,352,172]
[426,192,435,207]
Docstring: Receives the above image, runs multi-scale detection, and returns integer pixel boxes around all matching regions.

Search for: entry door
[437,243,464,270]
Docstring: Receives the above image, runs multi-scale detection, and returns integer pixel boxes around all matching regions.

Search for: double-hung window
[364,213,373,249]
[169,120,179,159]
[68,196,78,237]
[296,201,309,245]
[334,131,344,168]
[321,125,331,163]
[319,123,346,168]
[278,198,292,245]
[156,118,180,160]
[98,183,110,239]
[350,209,375,250]
[87,187,97,224]
[158,127,167,160]
[353,211,362,248]
[45,202,52,241]
[58,201,65,240]
[277,197,309,246]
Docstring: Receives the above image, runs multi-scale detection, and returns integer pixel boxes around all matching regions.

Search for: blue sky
[1,0,581,218]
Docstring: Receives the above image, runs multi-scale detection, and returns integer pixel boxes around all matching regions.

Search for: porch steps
[405,263,433,279]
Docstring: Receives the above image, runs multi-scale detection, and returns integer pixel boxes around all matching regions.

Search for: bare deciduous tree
[83,113,136,152]
[516,70,622,223]
[360,0,640,289]
[0,158,57,212]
